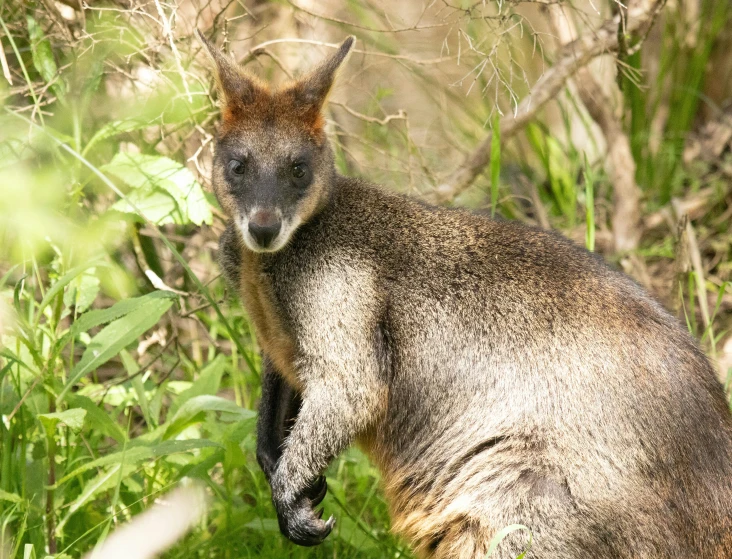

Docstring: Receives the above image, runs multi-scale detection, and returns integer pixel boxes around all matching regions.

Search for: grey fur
[204,35,732,558]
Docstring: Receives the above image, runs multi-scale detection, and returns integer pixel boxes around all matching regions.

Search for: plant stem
[46,396,57,554]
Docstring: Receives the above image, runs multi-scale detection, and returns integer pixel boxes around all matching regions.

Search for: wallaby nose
[248,211,281,248]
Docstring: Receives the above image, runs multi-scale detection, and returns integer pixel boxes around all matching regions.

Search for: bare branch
[153,0,192,103]
[240,38,456,66]
[643,186,718,231]
[0,43,12,85]
[433,0,665,204]
[331,102,407,126]
[673,200,711,333]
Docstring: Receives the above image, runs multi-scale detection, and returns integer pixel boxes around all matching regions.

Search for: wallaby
[198,33,732,558]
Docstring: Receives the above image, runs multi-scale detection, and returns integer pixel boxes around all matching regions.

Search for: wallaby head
[197,32,354,252]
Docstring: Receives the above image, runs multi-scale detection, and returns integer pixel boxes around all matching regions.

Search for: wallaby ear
[196,30,262,108]
[289,36,355,111]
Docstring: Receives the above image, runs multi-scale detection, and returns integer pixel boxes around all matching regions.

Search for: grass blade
[59,296,174,401]
[490,112,501,218]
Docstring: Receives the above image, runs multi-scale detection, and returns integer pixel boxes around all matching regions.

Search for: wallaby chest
[237,248,301,390]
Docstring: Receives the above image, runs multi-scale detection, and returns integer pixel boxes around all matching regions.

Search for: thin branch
[0,44,13,85]
[6,376,41,423]
[153,0,192,103]
[240,38,456,66]
[433,0,665,203]
[673,200,711,332]
[331,101,407,126]
[643,187,718,231]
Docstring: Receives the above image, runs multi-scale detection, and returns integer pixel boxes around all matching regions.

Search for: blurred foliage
[0,0,731,558]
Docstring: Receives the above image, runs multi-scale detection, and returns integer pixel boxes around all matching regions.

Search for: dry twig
[673,200,711,332]
[240,38,456,66]
[0,40,12,85]
[643,187,718,231]
[153,0,192,103]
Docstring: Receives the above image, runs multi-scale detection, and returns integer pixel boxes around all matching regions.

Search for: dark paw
[303,475,327,506]
[275,496,335,546]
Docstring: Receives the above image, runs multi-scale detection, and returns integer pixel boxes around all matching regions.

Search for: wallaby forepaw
[304,475,328,506]
[275,496,335,546]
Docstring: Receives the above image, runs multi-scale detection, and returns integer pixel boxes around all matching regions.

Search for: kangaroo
[198,33,732,558]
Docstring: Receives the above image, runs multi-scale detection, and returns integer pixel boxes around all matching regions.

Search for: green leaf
[55,463,134,534]
[37,260,106,321]
[63,267,100,314]
[55,439,221,487]
[53,290,176,367]
[243,518,280,533]
[163,395,256,440]
[545,137,577,225]
[484,524,532,558]
[26,16,65,101]
[59,295,174,401]
[149,379,167,426]
[223,416,257,445]
[335,515,378,550]
[80,53,105,101]
[65,394,127,443]
[83,118,155,156]
[0,489,23,504]
[103,153,212,226]
[490,112,501,218]
[0,264,19,289]
[120,349,154,428]
[169,354,226,416]
[68,291,176,340]
[38,408,87,433]
[181,448,225,479]
[113,189,179,225]
[0,381,20,415]
[223,439,246,469]
[583,153,595,252]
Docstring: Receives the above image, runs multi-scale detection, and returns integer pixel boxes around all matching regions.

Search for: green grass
[623,0,732,204]
[0,1,731,558]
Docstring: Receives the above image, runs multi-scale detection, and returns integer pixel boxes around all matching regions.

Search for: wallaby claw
[275,495,335,547]
[304,475,328,506]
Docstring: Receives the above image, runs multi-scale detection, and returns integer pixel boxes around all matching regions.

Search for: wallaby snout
[248,210,282,249]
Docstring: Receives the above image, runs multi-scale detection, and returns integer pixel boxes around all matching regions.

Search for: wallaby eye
[292,162,308,179]
[228,159,246,175]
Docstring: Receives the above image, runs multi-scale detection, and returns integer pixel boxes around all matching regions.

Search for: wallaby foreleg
[270,374,385,546]
[256,357,326,504]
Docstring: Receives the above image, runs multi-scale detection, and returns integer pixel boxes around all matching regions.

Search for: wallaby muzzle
[248,209,282,249]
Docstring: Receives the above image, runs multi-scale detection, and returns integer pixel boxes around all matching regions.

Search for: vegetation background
[0,0,731,557]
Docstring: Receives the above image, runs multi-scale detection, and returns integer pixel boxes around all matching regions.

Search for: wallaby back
[202,35,732,558]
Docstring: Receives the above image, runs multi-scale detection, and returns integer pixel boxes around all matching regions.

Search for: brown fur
[236,242,301,390]
[201,33,732,557]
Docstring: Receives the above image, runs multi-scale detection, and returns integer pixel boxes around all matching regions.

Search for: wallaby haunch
[198,33,732,558]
